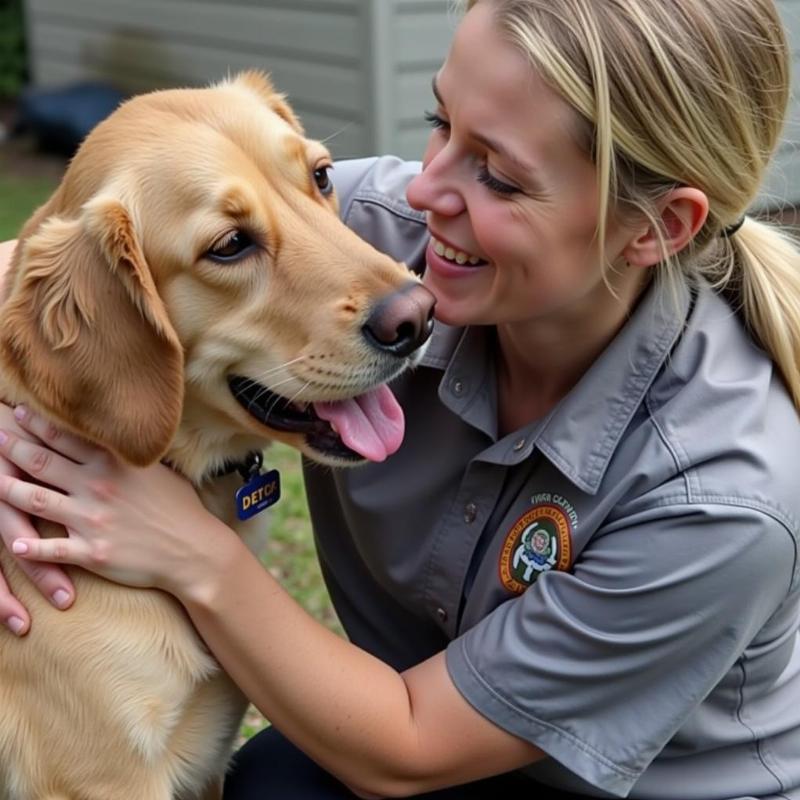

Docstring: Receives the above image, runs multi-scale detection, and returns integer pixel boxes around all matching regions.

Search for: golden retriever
[0,71,434,800]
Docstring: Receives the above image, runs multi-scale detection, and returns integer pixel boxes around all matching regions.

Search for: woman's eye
[314,165,334,196]
[207,231,257,263]
[424,110,450,133]
[477,167,520,196]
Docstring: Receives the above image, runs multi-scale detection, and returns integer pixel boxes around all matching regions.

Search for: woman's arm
[188,535,543,797]
[0,241,75,634]
[0,239,16,268]
[0,411,544,797]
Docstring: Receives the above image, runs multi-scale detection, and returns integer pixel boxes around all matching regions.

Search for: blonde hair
[459,0,800,410]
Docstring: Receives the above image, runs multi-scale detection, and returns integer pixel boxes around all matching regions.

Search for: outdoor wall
[23,0,450,160]
[762,0,800,210]
[21,0,800,210]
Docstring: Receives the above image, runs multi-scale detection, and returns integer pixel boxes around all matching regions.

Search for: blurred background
[4,0,800,235]
[0,0,455,245]
[2,0,800,741]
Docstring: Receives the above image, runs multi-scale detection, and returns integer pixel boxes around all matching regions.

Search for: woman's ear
[623,187,709,268]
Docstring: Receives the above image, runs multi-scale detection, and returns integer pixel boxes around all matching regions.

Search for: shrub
[0,0,28,99]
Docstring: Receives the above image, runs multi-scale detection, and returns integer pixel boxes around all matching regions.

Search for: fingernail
[6,616,25,635]
[11,540,28,555]
[13,406,27,422]
[52,589,71,609]
[0,431,7,446]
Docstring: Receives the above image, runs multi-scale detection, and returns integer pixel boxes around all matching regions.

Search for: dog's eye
[314,165,334,196]
[207,231,256,263]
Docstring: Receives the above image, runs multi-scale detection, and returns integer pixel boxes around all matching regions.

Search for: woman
[1,1,799,797]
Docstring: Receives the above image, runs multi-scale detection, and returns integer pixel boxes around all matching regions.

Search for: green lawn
[242,441,335,741]
[260,444,339,634]
[0,172,335,742]
[0,173,55,241]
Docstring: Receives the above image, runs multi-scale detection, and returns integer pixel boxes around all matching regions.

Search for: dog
[0,71,434,800]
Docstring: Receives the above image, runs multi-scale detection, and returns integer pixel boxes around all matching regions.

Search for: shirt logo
[499,503,573,594]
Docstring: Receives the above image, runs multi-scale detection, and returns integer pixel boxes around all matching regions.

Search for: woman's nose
[406,148,466,218]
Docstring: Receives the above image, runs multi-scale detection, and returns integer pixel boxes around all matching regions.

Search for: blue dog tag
[236,469,281,521]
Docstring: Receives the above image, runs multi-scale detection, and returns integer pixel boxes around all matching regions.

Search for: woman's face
[406,2,641,329]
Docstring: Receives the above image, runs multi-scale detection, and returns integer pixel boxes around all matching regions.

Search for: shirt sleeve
[332,156,428,272]
[446,502,796,797]
[331,156,380,216]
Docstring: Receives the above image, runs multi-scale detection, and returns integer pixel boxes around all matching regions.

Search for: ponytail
[720,220,800,410]
[463,0,800,410]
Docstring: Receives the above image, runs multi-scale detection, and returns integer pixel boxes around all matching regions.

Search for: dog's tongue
[314,385,404,462]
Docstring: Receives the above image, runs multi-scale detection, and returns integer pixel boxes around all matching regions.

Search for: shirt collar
[420,320,465,371]
[421,277,692,494]
[536,277,691,494]
[425,323,499,440]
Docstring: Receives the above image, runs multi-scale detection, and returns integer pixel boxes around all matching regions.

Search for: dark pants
[223,726,587,799]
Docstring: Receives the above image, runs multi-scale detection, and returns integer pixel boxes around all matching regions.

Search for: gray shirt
[303,156,800,799]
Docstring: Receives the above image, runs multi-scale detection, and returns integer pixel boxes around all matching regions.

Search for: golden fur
[0,72,427,800]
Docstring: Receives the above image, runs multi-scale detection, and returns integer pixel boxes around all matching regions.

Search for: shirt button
[513,438,526,452]
[452,380,465,396]
[464,502,478,523]
[436,607,448,623]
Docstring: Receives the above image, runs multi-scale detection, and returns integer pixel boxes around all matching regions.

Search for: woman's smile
[405,1,641,332]
[430,234,485,267]
[424,232,489,282]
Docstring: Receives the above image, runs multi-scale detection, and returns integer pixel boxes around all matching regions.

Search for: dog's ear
[0,196,184,466]
[233,70,305,134]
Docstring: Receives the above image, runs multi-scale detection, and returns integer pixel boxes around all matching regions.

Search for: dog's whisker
[263,376,310,418]
[265,390,290,419]
[320,124,353,146]
[233,357,308,396]
[250,355,308,385]
[245,375,301,412]
[285,381,312,410]
[231,357,309,403]
[232,378,281,407]
[232,381,280,409]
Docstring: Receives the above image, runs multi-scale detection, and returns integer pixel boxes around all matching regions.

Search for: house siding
[22,0,800,206]
[24,0,372,156]
[762,1,800,210]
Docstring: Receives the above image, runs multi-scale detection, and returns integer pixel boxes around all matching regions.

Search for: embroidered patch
[499,504,573,594]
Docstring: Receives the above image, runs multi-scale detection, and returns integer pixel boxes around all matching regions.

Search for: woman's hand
[0,402,76,635]
[0,240,16,271]
[0,241,64,635]
[0,407,233,598]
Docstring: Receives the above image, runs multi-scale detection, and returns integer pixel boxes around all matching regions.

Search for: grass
[240,442,337,742]
[0,172,55,240]
[0,169,336,744]
[262,445,342,634]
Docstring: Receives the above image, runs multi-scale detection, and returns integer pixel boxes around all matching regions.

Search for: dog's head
[0,72,434,480]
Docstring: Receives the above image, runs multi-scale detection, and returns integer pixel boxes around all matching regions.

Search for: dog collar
[208,450,282,521]
[211,449,264,481]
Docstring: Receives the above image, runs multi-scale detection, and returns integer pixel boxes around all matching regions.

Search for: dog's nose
[362,281,436,358]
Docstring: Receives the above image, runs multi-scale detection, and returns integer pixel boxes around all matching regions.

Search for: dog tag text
[236,469,281,520]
